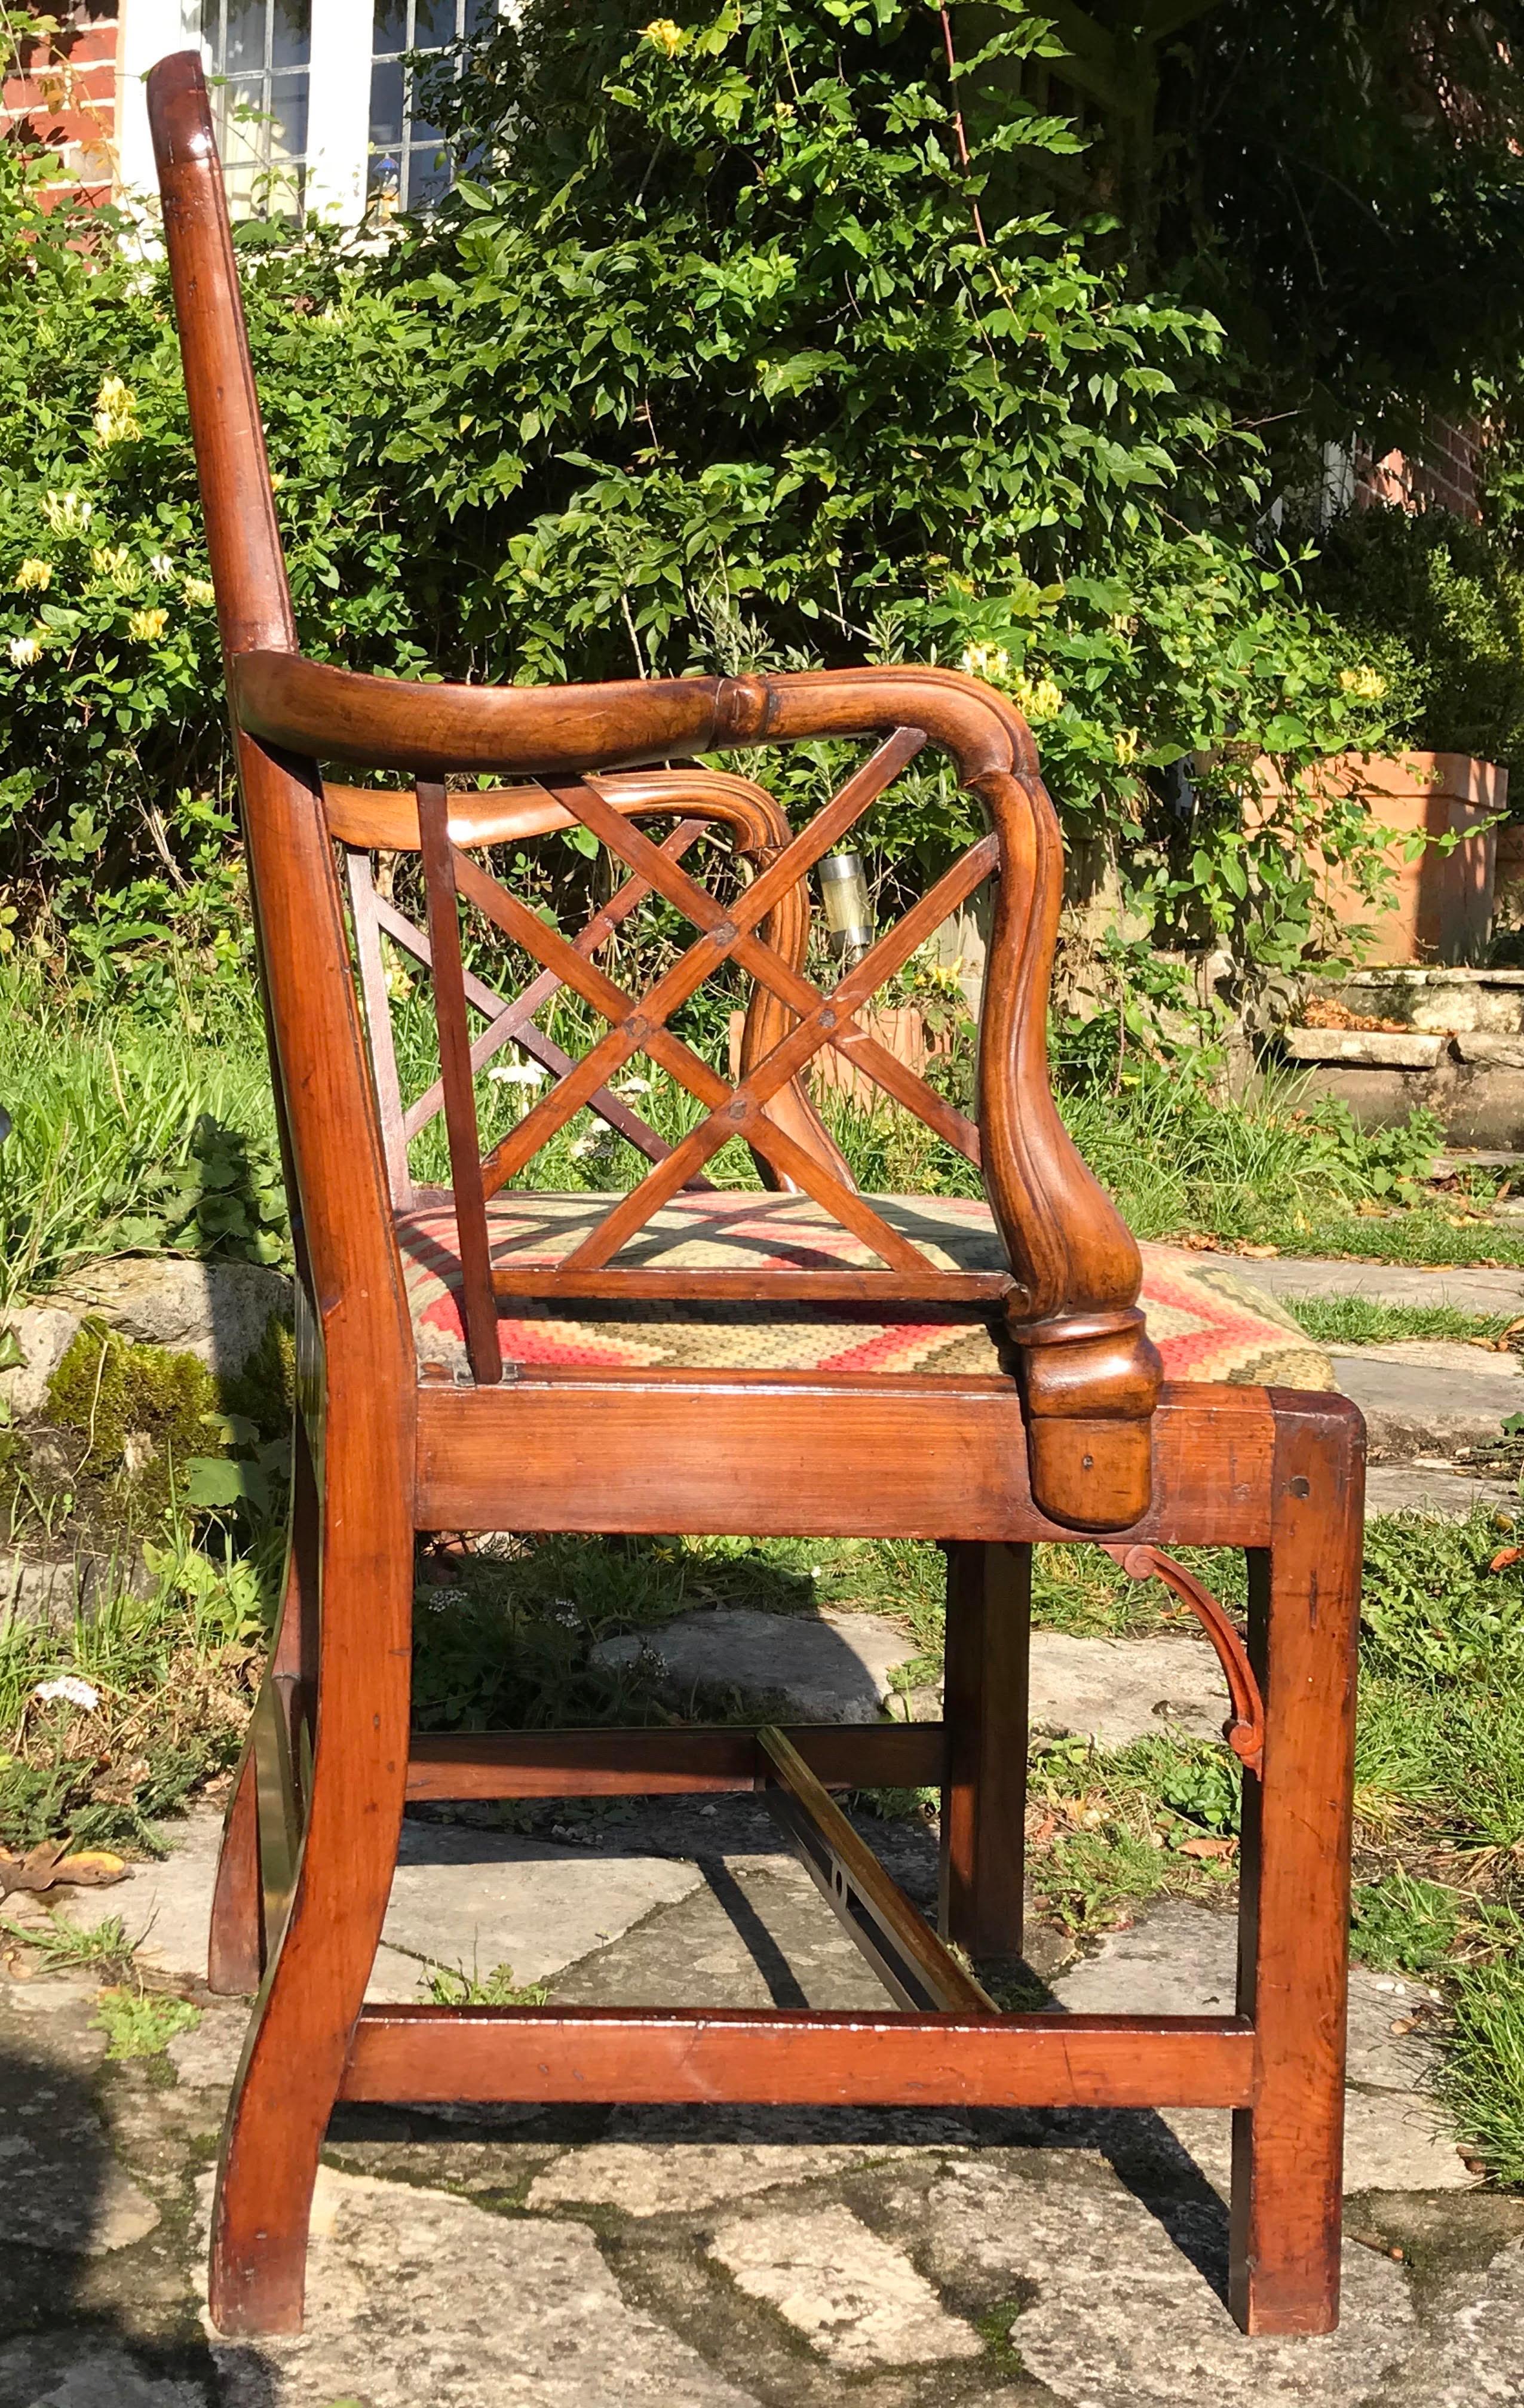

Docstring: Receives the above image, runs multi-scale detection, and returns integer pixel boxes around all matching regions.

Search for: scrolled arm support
[1102,1543,1265,1776]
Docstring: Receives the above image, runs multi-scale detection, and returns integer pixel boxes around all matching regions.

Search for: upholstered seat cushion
[397,1191,1332,1389]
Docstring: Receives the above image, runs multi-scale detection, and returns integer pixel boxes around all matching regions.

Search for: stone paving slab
[1212,1251,1524,1312]
[57,1807,703,2000]
[1331,1352,1519,1460]
[7,1817,1524,2404]
[1364,1463,1519,1516]
[207,2167,765,2407]
[593,1606,916,1722]
[1028,1628,1226,1747]
[1054,1900,1470,2194]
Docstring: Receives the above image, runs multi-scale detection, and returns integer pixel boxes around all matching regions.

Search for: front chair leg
[1230,1395,1362,2335]
[208,1468,413,2336]
[939,1541,1031,1959]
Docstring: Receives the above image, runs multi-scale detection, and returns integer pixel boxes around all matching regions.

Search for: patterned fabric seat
[398,1191,1332,1387]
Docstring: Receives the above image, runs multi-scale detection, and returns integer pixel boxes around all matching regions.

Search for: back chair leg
[1229,1396,1362,2335]
[940,1541,1031,1960]
[207,1445,413,2336]
[208,1422,321,1996]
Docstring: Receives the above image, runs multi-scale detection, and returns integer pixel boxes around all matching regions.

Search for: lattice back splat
[330,740,1021,1385]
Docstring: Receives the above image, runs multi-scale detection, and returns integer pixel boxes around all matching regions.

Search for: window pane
[268,70,308,161]
[408,143,452,205]
[409,85,446,149]
[270,0,311,71]
[219,0,269,73]
[413,0,458,50]
[373,0,409,54]
[369,56,405,146]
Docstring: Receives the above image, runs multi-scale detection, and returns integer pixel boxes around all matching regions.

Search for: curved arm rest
[230,653,1038,784]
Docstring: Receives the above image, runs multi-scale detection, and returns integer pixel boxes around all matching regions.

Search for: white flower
[148,551,174,582]
[8,635,41,667]
[612,1075,652,1096]
[33,1675,100,1711]
[961,642,1011,685]
[487,1060,548,1086]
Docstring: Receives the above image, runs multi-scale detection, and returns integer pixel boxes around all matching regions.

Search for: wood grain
[415,1378,1275,1543]
[341,2007,1256,2109]
[1231,1390,1364,2336]
[405,1723,946,1800]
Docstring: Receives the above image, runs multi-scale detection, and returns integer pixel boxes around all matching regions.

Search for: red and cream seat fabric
[397,1191,1332,1388]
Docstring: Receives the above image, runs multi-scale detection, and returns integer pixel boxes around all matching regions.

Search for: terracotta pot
[1256,751,1507,965]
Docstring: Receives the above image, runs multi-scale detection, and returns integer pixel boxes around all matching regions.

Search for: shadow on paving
[0,2024,222,2406]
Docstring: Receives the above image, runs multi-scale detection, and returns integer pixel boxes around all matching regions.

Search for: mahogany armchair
[149,53,1362,2344]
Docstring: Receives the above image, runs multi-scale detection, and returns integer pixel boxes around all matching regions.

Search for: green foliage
[1443,1954,1524,2186]
[118,1116,289,1266]
[0,0,1407,978]
[1351,1870,1465,1976]
[383,0,1399,960]
[421,1958,550,2006]
[1307,506,1524,781]
[93,1985,201,2060]
[0,1907,138,1980]
[1361,1512,1524,1684]
[0,144,422,959]
[0,958,284,1303]
[1152,3,1524,446]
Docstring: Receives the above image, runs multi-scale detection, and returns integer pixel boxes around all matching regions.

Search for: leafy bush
[0,1,1400,984]
[1307,505,1524,779]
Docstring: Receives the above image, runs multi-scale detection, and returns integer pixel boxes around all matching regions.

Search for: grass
[1283,1297,1516,1349]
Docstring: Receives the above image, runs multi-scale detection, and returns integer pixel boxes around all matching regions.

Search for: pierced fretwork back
[328,737,1007,1386]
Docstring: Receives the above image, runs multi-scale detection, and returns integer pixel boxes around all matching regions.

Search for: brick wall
[1,4,118,208]
[1354,416,1483,521]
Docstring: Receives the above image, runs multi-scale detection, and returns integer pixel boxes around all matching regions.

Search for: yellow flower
[1339,664,1388,702]
[1114,728,1140,765]
[182,577,216,607]
[42,491,91,536]
[13,558,51,591]
[91,543,143,593]
[8,634,41,666]
[127,606,168,641]
[92,375,140,446]
[960,642,1011,686]
[1013,670,1064,721]
[641,17,688,53]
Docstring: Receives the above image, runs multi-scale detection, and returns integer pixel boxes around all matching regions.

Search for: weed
[93,1985,201,2060]
[0,1907,138,1980]
[1361,1510,1524,1683]
[421,1959,550,2007]
[1351,1870,1467,1976]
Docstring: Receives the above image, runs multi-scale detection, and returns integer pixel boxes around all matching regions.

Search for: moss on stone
[220,1311,295,1442]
